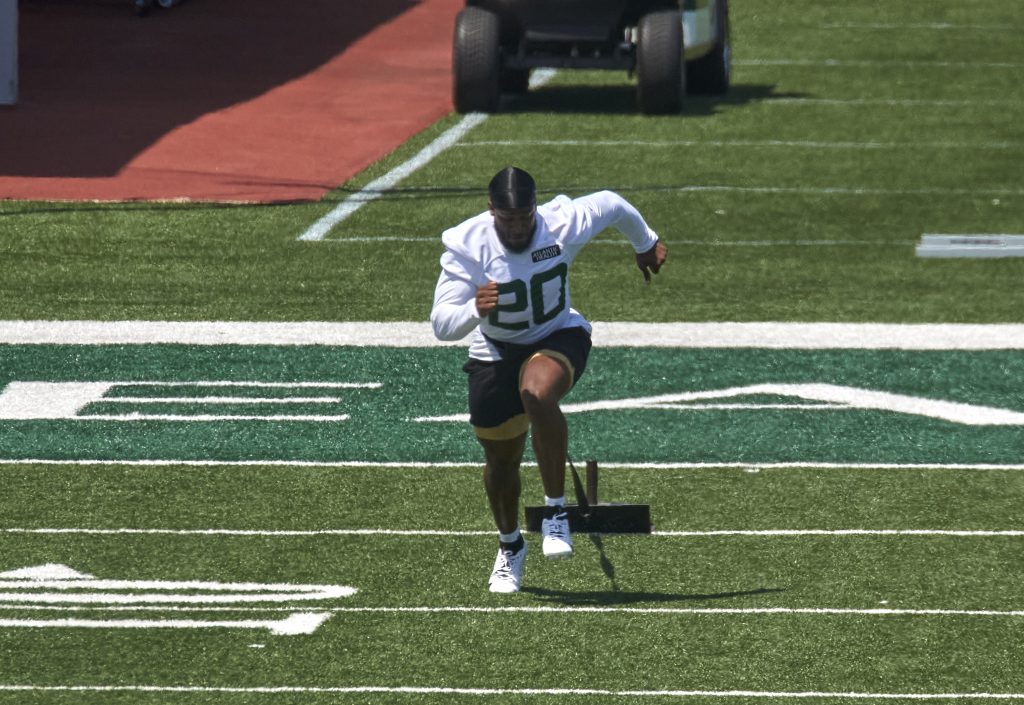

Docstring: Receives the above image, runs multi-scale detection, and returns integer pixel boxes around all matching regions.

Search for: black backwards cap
[488,166,536,210]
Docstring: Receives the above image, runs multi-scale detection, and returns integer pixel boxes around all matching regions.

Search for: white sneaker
[541,505,573,559]
[488,539,527,593]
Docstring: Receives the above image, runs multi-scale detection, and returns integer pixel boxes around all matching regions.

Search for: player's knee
[519,383,558,414]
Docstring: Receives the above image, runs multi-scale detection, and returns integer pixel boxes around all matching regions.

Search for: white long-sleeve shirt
[430,190,659,361]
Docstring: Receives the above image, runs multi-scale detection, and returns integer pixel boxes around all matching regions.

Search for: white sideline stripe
[820,22,1017,30]
[297,69,557,242]
[3,685,1024,699]
[322,237,910,247]
[4,321,1024,348]
[765,97,1021,107]
[3,460,1024,471]
[738,58,1024,69]
[671,186,1024,196]
[3,528,1022,538]
[8,604,1024,619]
[296,114,487,242]
[460,139,1021,150]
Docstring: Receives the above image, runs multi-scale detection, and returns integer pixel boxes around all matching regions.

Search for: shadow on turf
[503,82,810,115]
[521,534,784,606]
[521,585,784,606]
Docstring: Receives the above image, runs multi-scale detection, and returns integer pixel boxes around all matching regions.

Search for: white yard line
[3,684,1024,699]
[819,22,1017,30]
[2,460,1024,471]
[459,139,1021,150]
[764,97,1021,107]
[319,237,911,247]
[6,604,1024,619]
[296,69,557,242]
[737,58,1024,69]
[3,321,1024,348]
[3,527,1022,538]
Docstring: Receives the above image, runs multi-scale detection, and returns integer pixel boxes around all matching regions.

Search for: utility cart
[453,0,730,114]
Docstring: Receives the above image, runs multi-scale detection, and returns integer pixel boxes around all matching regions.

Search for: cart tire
[453,6,502,113]
[636,10,685,114]
[686,0,731,94]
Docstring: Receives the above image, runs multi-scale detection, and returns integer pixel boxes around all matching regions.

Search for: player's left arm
[568,191,666,281]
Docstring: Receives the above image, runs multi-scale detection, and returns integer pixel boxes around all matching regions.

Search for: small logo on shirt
[531,245,561,263]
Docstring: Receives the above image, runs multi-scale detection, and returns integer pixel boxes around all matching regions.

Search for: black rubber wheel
[636,10,684,114]
[453,6,502,113]
[686,0,731,94]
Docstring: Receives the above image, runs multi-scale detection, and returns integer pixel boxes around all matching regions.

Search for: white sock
[499,527,521,544]
[545,495,566,507]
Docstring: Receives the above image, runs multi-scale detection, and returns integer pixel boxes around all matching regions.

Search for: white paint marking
[765,97,1021,107]
[0,380,372,421]
[297,114,487,242]
[2,460,1024,472]
[3,321,1024,348]
[820,22,1017,30]
[297,69,558,241]
[331,605,1024,618]
[124,381,381,389]
[2,684,1024,699]
[0,569,357,604]
[2,528,1021,539]
[460,138,1021,150]
[0,382,112,419]
[0,564,352,634]
[319,236,911,247]
[917,234,1024,258]
[104,397,343,405]
[5,603,1024,620]
[72,414,351,423]
[0,612,331,635]
[670,185,1024,197]
[416,383,1024,426]
[738,58,1024,69]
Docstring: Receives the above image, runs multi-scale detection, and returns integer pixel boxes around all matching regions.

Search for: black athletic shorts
[463,326,592,440]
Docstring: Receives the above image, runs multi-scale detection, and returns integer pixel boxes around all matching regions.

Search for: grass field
[2,0,1024,701]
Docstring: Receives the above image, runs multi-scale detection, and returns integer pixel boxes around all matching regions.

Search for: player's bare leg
[520,353,574,558]
[479,433,527,534]
[479,434,528,592]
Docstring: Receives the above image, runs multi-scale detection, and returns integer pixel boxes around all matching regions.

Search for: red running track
[0,0,462,203]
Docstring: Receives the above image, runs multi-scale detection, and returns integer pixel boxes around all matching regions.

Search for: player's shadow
[521,585,784,606]
[521,535,784,606]
[504,83,810,115]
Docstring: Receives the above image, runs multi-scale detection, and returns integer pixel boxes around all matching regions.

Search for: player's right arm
[430,249,496,341]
